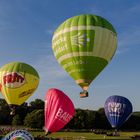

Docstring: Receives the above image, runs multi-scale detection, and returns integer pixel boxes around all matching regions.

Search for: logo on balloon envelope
[108,102,126,117]
[2,129,34,140]
[3,72,26,88]
[53,31,91,57]
[71,33,90,47]
[55,108,73,123]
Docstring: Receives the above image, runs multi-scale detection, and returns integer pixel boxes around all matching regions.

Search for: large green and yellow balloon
[0,62,39,113]
[52,14,117,97]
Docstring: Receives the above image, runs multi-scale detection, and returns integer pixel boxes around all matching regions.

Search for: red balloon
[44,88,75,134]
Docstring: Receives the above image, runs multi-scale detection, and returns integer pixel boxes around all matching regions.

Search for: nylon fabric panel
[52,14,117,91]
[0,74,38,105]
[60,56,107,82]
[0,62,39,105]
[0,62,39,78]
[104,95,133,129]
[44,88,75,133]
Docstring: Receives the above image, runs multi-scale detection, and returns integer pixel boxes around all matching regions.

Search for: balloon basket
[80,90,88,98]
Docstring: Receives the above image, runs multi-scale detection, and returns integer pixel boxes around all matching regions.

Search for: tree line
[0,98,140,130]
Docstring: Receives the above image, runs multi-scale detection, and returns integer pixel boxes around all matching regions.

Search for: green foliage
[33,131,139,139]
[12,114,22,125]
[0,98,140,130]
[73,109,86,129]
[84,109,96,129]
[94,108,110,129]
[0,98,11,124]
[65,109,97,129]
[24,109,44,129]
[29,99,44,110]
[15,103,29,124]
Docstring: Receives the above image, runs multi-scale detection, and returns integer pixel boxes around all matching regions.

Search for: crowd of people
[0,126,16,135]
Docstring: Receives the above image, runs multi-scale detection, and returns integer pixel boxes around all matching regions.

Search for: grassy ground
[31,131,140,139]
[1,126,140,140]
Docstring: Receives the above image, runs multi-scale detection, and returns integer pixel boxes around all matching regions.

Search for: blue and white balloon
[104,95,133,128]
[2,129,34,140]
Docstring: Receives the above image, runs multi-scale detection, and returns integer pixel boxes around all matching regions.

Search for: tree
[12,114,22,125]
[29,99,44,111]
[123,112,140,130]
[94,108,110,129]
[15,102,29,124]
[72,109,86,129]
[0,98,11,124]
[24,109,44,129]
[84,109,96,129]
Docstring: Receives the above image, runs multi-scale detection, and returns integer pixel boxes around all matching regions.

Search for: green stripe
[52,26,117,62]
[0,62,39,78]
[60,56,108,80]
[55,14,117,35]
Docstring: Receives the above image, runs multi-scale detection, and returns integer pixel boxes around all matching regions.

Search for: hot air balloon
[44,88,75,135]
[2,129,34,140]
[52,14,117,98]
[0,62,39,115]
[104,95,133,129]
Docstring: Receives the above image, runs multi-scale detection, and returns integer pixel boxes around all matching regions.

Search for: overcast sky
[0,0,140,111]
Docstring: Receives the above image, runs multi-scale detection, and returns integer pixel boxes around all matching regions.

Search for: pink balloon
[44,88,75,134]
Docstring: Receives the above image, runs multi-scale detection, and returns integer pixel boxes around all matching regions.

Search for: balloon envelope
[0,62,39,106]
[2,129,34,140]
[52,14,117,97]
[104,95,133,128]
[44,88,75,134]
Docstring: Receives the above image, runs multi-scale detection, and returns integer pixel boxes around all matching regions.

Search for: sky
[0,0,140,111]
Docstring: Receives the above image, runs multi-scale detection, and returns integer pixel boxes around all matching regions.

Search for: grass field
[1,126,140,140]
[31,131,140,139]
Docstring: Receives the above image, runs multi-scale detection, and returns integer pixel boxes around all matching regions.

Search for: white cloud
[27,42,82,103]
[117,26,140,54]
[45,27,56,36]
[119,26,140,47]
[128,4,140,13]
[31,52,73,97]
[116,48,130,55]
